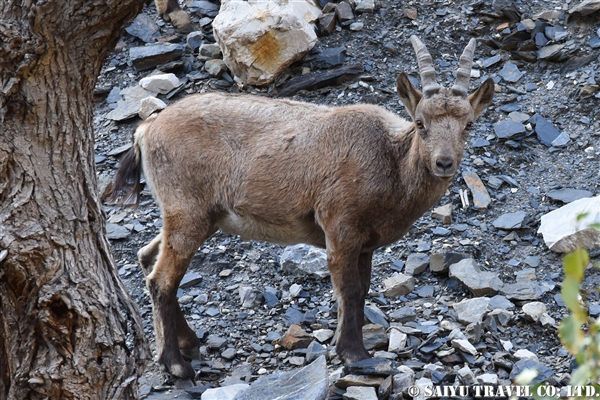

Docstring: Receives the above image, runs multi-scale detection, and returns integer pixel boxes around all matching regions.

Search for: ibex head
[396,36,495,179]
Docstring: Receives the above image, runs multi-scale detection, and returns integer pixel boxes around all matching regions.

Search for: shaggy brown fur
[110,39,494,380]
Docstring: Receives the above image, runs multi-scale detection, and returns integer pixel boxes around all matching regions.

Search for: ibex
[110,36,494,379]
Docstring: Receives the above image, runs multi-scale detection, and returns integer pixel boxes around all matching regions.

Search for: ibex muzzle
[110,36,494,380]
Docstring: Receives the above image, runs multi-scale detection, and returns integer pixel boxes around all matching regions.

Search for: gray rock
[414,377,434,400]
[454,297,491,324]
[349,22,364,31]
[493,119,526,139]
[347,358,398,377]
[234,356,328,400]
[312,329,334,343]
[478,373,498,385]
[492,211,527,230]
[388,306,416,322]
[355,0,375,12]
[106,86,121,104]
[205,59,228,77]
[489,295,515,310]
[501,280,553,300]
[138,96,166,120]
[531,115,560,146]
[382,274,415,297]
[521,301,544,319]
[568,0,600,16]
[239,286,263,309]
[431,203,452,224]
[510,359,554,384]
[125,13,160,43]
[537,44,563,59]
[499,103,521,113]
[388,329,407,352]
[202,383,249,400]
[430,252,469,273]
[306,341,327,363]
[187,31,204,51]
[392,366,415,395]
[551,132,570,147]
[106,223,130,240]
[200,43,222,59]
[364,305,389,329]
[180,272,203,288]
[499,63,524,83]
[335,2,354,22]
[451,339,477,355]
[207,335,228,350]
[547,189,593,204]
[481,54,502,68]
[222,347,236,360]
[318,13,336,36]
[538,196,600,253]
[362,324,388,350]
[514,349,539,361]
[404,253,429,276]
[457,365,475,385]
[129,43,185,71]
[315,47,346,69]
[335,375,384,389]
[449,259,503,296]
[263,287,279,307]
[188,0,220,17]
[105,85,157,121]
[280,244,329,279]
[589,36,600,49]
[343,386,378,400]
[508,111,530,123]
[462,170,492,209]
[523,256,540,268]
[140,73,181,94]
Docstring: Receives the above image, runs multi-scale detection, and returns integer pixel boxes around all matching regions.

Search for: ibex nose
[436,157,454,172]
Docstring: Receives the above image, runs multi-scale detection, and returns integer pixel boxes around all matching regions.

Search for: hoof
[167,360,196,381]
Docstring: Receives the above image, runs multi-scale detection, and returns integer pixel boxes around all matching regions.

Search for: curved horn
[451,38,477,97]
[410,35,440,98]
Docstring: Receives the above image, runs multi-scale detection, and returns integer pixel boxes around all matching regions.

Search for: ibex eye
[465,122,473,130]
[416,120,425,129]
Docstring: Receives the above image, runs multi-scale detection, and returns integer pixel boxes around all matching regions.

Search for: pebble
[492,211,527,230]
[349,22,364,31]
[493,119,526,140]
[382,274,415,297]
[138,96,167,120]
[205,59,228,77]
[449,258,504,296]
[462,170,492,209]
[335,375,384,389]
[106,223,130,239]
[306,341,327,363]
[404,253,429,276]
[140,73,181,94]
[546,188,593,203]
[280,324,312,350]
[454,297,491,324]
[129,43,185,71]
[200,43,222,59]
[343,386,378,400]
[431,203,452,224]
[186,31,204,51]
[499,63,524,82]
[362,324,388,350]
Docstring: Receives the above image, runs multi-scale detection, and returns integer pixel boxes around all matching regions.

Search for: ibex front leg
[328,240,371,364]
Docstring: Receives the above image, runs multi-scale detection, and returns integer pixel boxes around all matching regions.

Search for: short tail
[107,122,150,206]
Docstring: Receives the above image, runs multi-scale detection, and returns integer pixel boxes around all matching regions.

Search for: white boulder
[139,73,181,94]
[538,195,600,253]
[213,0,320,86]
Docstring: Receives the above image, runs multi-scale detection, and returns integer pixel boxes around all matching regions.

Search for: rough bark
[0,1,148,399]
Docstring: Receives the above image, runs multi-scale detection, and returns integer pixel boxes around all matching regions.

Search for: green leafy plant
[558,247,600,391]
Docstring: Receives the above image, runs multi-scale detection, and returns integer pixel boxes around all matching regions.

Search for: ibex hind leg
[146,211,215,379]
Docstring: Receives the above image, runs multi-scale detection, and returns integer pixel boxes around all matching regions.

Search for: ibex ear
[396,72,422,121]
[469,78,495,118]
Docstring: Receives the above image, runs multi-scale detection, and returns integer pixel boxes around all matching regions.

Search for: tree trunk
[0,1,148,398]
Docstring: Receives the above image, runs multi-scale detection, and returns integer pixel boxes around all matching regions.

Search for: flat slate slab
[547,188,593,203]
